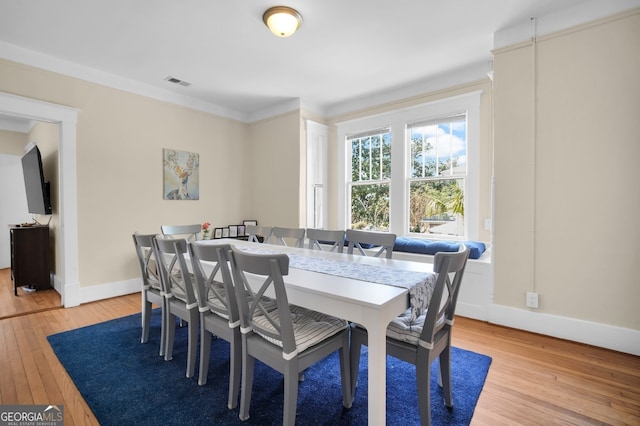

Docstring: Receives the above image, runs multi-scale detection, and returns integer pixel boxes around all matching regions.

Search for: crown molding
[0,41,249,122]
[493,0,640,50]
[325,61,490,119]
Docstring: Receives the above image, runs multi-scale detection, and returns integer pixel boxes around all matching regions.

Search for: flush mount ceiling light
[263,6,302,38]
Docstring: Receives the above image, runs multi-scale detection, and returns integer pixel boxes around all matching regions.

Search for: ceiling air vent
[164,76,191,87]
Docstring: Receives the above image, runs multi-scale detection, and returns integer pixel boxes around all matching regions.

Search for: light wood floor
[0,269,638,425]
[0,268,61,320]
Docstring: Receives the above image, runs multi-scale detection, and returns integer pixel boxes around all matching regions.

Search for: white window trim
[337,90,482,240]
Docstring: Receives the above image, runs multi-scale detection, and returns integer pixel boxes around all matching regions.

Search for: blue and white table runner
[237,246,435,321]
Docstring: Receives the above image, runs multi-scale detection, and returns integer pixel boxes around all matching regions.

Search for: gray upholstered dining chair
[161,224,201,242]
[306,228,345,253]
[227,246,352,425]
[245,224,272,243]
[132,233,166,356]
[266,226,306,248]
[346,228,397,259]
[189,242,241,409]
[349,245,470,426]
[152,237,199,378]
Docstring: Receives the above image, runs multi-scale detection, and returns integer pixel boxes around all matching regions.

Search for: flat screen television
[21,145,52,215]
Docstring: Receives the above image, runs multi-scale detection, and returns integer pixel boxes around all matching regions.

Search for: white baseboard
[456,301,488,321]
[67,276,640,356]
[79,278,140,305]
[488,303,640,356]
[52,273,80,308]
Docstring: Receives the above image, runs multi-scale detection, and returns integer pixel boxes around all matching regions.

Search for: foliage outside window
[408,114,466,236]
[348,130,391,231]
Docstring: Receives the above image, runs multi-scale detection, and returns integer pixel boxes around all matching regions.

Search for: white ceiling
[0,0,633,123]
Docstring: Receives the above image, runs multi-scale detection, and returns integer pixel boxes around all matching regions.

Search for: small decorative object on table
[202,221,211,240]
[214,228,223,239]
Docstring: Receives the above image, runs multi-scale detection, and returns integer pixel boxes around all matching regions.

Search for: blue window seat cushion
[393,237,486,260]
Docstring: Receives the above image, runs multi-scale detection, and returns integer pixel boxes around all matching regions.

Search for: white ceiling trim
[493,0,640,49]
[325,61,490,119]
[1,38,490,123]
[0,41,248,122]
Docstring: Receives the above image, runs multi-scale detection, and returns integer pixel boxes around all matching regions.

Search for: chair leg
[159,304,166,357]
[239,351,254,421]
[228,336,241,410]
[283,361,299,426]
[416,359,432,426]
[198,327,212,386]
[439,347,453,408]
[165,313,176,361]
[186,310,198,378]
[339,333,353,409]
[141,297,151,344]
[349,328,365,403]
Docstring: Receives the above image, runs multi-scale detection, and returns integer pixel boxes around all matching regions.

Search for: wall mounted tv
[21,145,52,215]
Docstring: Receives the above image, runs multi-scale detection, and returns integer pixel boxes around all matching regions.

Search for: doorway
[0,121,62,317]
[0,92,79,308]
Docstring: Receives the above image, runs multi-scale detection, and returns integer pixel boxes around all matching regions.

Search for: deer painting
[163,149,199,200]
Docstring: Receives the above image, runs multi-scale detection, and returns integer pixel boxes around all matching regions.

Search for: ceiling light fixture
[263,6,302,38]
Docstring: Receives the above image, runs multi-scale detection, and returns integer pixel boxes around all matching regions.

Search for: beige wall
[0,59,250,288]
[247,111,302,227]
[0,129,28,154]
[493,10,640,329]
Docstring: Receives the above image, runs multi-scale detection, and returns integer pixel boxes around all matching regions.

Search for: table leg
[366,321,387,426]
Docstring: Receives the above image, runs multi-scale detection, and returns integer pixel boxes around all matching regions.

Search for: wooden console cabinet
[9,225,51,295]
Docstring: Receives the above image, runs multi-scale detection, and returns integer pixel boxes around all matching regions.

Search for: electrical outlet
[526,291,539,308]
[484,218,492,231]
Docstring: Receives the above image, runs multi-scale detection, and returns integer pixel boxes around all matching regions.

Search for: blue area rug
[47,310,491,425]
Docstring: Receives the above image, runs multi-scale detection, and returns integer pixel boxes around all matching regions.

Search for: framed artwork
[213,228,223,239]
[243,220,257,227]
[163,149,200,200]
[229,225,238,238]
[237,225,246,237]
[222,227,230,238]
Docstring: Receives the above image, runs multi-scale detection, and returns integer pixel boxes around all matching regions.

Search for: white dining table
[198,238,435,425]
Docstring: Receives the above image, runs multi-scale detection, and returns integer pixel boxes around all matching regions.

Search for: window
[337,91,480,240]
[348,129,391,231]
[408,114,466,236]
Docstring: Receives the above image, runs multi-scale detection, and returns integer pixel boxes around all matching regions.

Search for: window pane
[350,131,391,182]
[438,120,467,176]
[410,127,436,178]
[370,135,380,180]
[409,116,466,178]
[409,179,464,236]
[350,183,390,231]
[381,133,391,179]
